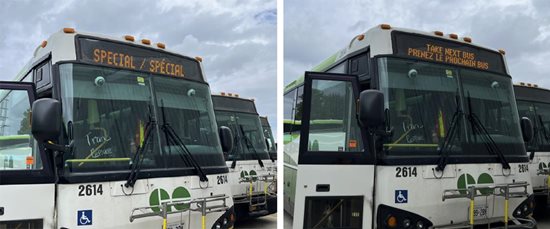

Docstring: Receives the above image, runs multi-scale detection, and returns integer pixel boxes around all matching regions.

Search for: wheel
[533,195,548,219]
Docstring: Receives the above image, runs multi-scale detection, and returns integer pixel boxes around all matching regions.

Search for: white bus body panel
[293,165,375,229]
[0,184,55,228]
[529,152,550,193]
[226,159,272,197]
[55,175,232,228]
[374,163,531,227]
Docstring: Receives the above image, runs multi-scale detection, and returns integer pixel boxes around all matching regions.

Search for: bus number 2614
[396,167,418,178]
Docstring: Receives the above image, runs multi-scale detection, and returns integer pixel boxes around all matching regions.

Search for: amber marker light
[380,24,392,30]
[40,40,47,48]
[386,215,398,228]
[463,37,472,43]
[156,43,166,49]
[499,49,506,55]
[449,33,458,39]
[434,31,444,36]
[195,56,203,62]
[63,27,75,33]
[124,35,135,42]
[141,39,151,45]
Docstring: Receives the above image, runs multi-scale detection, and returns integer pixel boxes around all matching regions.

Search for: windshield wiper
[435,95,462,173]
[466,94,510,170]
[239,125,264,168]
[125,106,156,188]
[160,100,208,182]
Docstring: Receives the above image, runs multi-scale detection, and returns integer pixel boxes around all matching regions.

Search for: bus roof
[514,83,550,104]
[211,94,258,114]
[260,116,270,126]
[15,28,204,81]
[285,24,509,93]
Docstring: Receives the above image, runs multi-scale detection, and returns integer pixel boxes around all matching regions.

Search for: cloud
[0,0,277,134]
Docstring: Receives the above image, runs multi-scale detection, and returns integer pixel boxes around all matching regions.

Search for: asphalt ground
[234,213,277,229]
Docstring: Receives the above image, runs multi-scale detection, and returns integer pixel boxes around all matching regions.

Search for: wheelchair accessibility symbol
[77,210,92,226]
[395,190,408,204]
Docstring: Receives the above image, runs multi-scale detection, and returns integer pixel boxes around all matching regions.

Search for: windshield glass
[517,100,550,151]
[262,122,276,154]
[59,63,225,173]
[214,111,269,161]
[379,57,524,157]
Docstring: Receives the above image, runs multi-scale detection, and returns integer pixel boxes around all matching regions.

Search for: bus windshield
[379,57,524,157]
[59,63,225,174]
[517,100,550,151]
[261,118,277,154]
[215,111,270,161]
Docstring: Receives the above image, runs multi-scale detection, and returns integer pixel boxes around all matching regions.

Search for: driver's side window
[0,88,42,170]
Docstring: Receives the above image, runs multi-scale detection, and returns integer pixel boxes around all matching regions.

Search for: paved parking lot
[235,213,277,229]
[283,207,550,228]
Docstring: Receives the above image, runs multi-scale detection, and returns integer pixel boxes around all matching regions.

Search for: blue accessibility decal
[395,190,408,204]
[77,210,93,226]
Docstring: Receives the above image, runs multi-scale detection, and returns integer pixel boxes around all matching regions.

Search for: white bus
[260,116,277,162]
[0,28,236,229]
[514,82,550,215]
[212,94,277,219]
[284,24,537,228]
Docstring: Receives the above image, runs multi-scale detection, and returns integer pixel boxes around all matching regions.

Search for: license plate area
[469,205,488,220]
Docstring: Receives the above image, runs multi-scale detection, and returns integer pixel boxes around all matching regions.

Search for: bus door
[0,82,55,228]
[294,72,373,229]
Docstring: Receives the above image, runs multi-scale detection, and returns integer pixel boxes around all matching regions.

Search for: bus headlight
[513,194,535,218]
[211,206,234,229]
[403,218,411,228]
[416,220,425,229]
[377,205,433,229]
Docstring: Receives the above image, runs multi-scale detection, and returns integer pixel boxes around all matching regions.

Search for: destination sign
[77,37,203,81]
[392,31,506,74]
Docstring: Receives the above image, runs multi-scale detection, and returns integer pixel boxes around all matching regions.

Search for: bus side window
[34,60,52,90]
[284,89,296,133]
[349,53,369,80]
[0,89,42,170]
[308,79,362,152]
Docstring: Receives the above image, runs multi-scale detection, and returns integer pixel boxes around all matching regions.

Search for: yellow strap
[139,120,145,147]
[504,199,509,225]
[469,199,474,225]
[384,144,438,148]
[438,109,445,137]
[201,215,206,229]
[162,218,167,229]
[67,158,131,163]
[249,182,253,197]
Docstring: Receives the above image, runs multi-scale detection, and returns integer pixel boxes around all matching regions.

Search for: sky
[285,0,550,89]
[0,0,277,134]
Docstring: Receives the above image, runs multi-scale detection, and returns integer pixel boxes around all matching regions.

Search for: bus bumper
[233,195,277,220]
[433,217,537,229]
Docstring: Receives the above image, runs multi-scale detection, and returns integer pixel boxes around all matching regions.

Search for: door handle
[0,207,4,216]
[316,184,330,192]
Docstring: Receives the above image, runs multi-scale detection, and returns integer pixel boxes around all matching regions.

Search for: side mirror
[219,126,234,153]
[358,90,385,129]
[31,98,62,143]
[520,117,534,143]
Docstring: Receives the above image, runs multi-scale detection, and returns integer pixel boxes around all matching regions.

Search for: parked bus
[260,116,277,162]
[0,28,235,229]
[515,82,550,214]
[284,24,536,228]
[212,93,277,219]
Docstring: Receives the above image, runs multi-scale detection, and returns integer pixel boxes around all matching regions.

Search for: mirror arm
[43,140,74,154]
